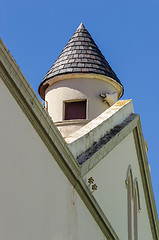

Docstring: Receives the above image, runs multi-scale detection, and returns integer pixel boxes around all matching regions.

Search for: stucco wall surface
[66,100,134,159]
[85,132,153,240]
[0,78,107,240]
[45,78,115,122]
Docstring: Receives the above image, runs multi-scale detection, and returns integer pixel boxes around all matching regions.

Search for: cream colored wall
[56,119,90,137]
[0,78,107,240]
[66,100,133,159]
[45,77,117,122]
[85,132,153,240]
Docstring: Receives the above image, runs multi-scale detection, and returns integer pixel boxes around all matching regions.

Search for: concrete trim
[133,178,141,211]
[55,119,90,126]
[125,164,134,196]
[81,113,138,175]
[133,124,159,239]
[0,37,119,240]
[125,166,141,210]
[80,111,159,239]
[66,100,134,159]
[45,73,123,99]
[127,172,133,240]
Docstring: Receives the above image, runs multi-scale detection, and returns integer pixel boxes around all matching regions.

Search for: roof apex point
[39,23,123,100]
[77,22,85,30]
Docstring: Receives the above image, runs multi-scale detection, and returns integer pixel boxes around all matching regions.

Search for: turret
[38,23,123,137]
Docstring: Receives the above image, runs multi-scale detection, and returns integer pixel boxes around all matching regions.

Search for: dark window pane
[65,101,86,120]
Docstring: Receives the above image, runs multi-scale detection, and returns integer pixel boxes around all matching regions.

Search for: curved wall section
[45,77,117,122]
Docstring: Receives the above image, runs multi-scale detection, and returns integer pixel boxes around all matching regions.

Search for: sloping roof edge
[79,113,138,166]
[66,100,134,159]
[79,113,159,239]
[0,37,119,240]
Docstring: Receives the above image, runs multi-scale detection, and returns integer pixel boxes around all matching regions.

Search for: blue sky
[1,0,159,214]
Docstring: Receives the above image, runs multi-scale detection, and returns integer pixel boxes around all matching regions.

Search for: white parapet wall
[0,38,119,240]
[65,100,134,159]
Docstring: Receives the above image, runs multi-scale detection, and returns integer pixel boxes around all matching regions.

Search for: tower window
[64,100,87,120]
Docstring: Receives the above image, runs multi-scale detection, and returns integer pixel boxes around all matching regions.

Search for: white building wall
[85,132,153,240]
[0,78,107,240]
[45,78,116,122]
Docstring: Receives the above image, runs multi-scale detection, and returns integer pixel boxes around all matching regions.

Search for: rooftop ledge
[65,100,134,159]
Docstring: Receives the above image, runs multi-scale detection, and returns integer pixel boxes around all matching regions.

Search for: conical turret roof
[39,23,123,99]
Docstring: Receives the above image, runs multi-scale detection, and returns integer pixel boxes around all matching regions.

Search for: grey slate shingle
[39,23,123,99]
